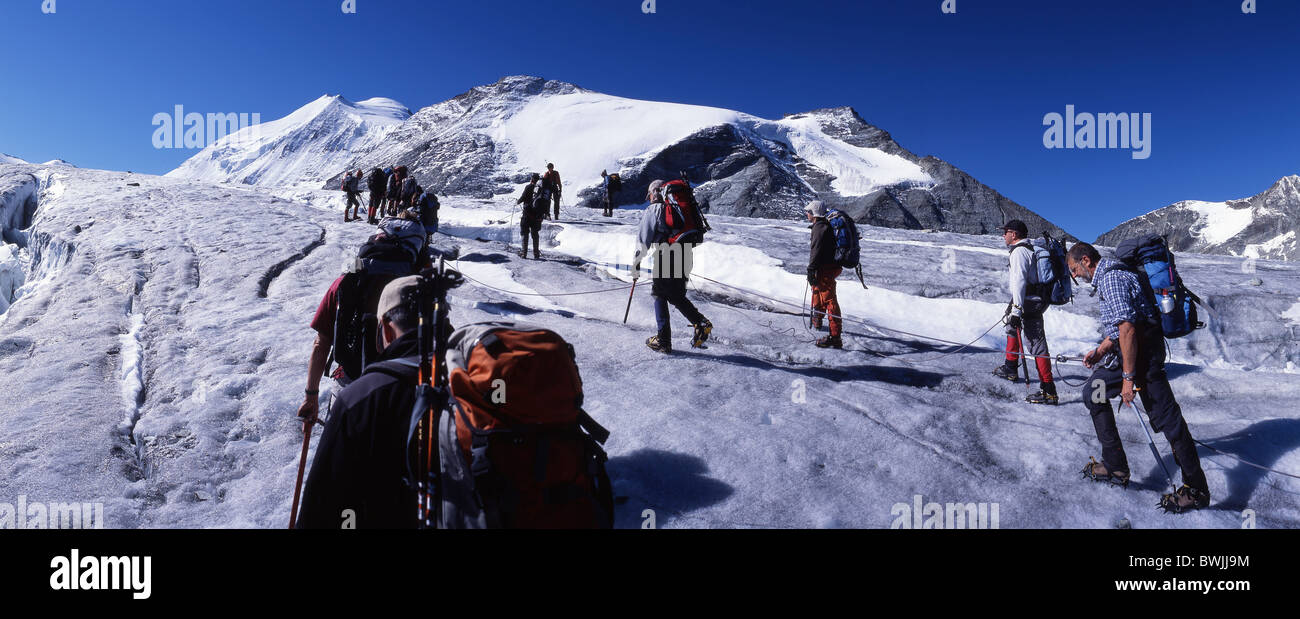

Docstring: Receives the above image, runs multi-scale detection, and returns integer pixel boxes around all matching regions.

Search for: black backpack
[607,173,622,193]
[417,194,439,228]
[330,237,421,383]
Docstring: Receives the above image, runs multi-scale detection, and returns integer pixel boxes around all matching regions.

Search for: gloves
[1006,314,1022,331]
[806,266,817,286]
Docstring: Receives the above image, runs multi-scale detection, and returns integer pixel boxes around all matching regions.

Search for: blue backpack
[825,209,861,269]
[1026,233,1072,305]
[1114,234,1205,339]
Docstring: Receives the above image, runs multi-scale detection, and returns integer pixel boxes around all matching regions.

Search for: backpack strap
[577,409,610,444]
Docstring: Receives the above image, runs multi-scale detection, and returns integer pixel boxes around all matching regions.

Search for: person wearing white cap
[296,275,429,529]
[633,180,712,353]
[804,201,844,349]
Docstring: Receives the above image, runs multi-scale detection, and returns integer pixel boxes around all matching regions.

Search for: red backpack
[437,323,614,529]
[660,179,708,244]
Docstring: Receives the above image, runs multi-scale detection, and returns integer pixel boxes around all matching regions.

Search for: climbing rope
[1192,440,1300,481]
[454,259,635,297]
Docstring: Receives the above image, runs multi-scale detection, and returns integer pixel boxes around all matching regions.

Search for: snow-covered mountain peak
[165,93,411,187]
[1098,173,1300,261]
[1262,174,1300,207]
[351,97,412,120]
[168,76,1070,239]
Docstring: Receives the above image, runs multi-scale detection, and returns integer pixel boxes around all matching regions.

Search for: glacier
[1,159,1297,529]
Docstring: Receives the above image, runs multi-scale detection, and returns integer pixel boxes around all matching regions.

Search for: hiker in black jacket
[805,201,843,349]
[543,163,562,219]
[517,174,543,259]
[367,168,386,225]
[342,170,362,222]
[295,275,428,529]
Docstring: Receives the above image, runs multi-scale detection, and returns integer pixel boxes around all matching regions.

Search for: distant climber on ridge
[341,170,362,222]
[367,168,387,225]
[543,163,562,220]
[600,169,621,217]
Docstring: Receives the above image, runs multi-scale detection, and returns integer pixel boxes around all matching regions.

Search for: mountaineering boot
[534,249,541,260]
[518,249,527,259]
[1159,485,1210,513]
[646,335,672,354]
[1026,382,1059,405]
[691,319,712,348]
[992,361,1020,382]
[1082,457,1130,488]
[814,335,843,349]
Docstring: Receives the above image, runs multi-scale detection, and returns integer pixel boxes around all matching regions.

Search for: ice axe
[1017,327,1032,390]
[623,278,638,324]
[288,414,316,529]
[1123,396,1179,495]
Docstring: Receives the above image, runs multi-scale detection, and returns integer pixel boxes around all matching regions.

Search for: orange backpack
[437,322,613,529]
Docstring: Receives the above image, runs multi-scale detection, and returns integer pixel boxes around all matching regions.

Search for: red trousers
[1005,313,1053,383]
[810,266,843,337]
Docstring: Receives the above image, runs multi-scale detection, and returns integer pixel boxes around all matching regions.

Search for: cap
[377,275,422,322]
[646,180,665,202]
[999,219,1029,237]
[804,200,827,217]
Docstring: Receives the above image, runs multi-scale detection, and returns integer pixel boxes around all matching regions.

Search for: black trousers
[652,277,704,341]
[520,217,541,254]
[1081,329,1208,493]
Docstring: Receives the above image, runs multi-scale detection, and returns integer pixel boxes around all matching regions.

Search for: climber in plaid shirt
[1065,242,1209,513]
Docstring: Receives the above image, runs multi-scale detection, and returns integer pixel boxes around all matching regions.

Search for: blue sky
[1,0,1296,240]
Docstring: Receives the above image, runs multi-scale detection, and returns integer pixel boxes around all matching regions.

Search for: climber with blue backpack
[1065,240,1209,513]
[804,201,856,349]
[992,220,1072,405]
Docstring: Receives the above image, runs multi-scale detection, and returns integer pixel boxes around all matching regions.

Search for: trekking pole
[623,279,638,324]
[1124,396,1179,494]
[288,415,314,529]
[1017,327,1032,389]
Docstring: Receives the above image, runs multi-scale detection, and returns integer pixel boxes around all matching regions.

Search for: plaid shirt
[1093,257,1158,342]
